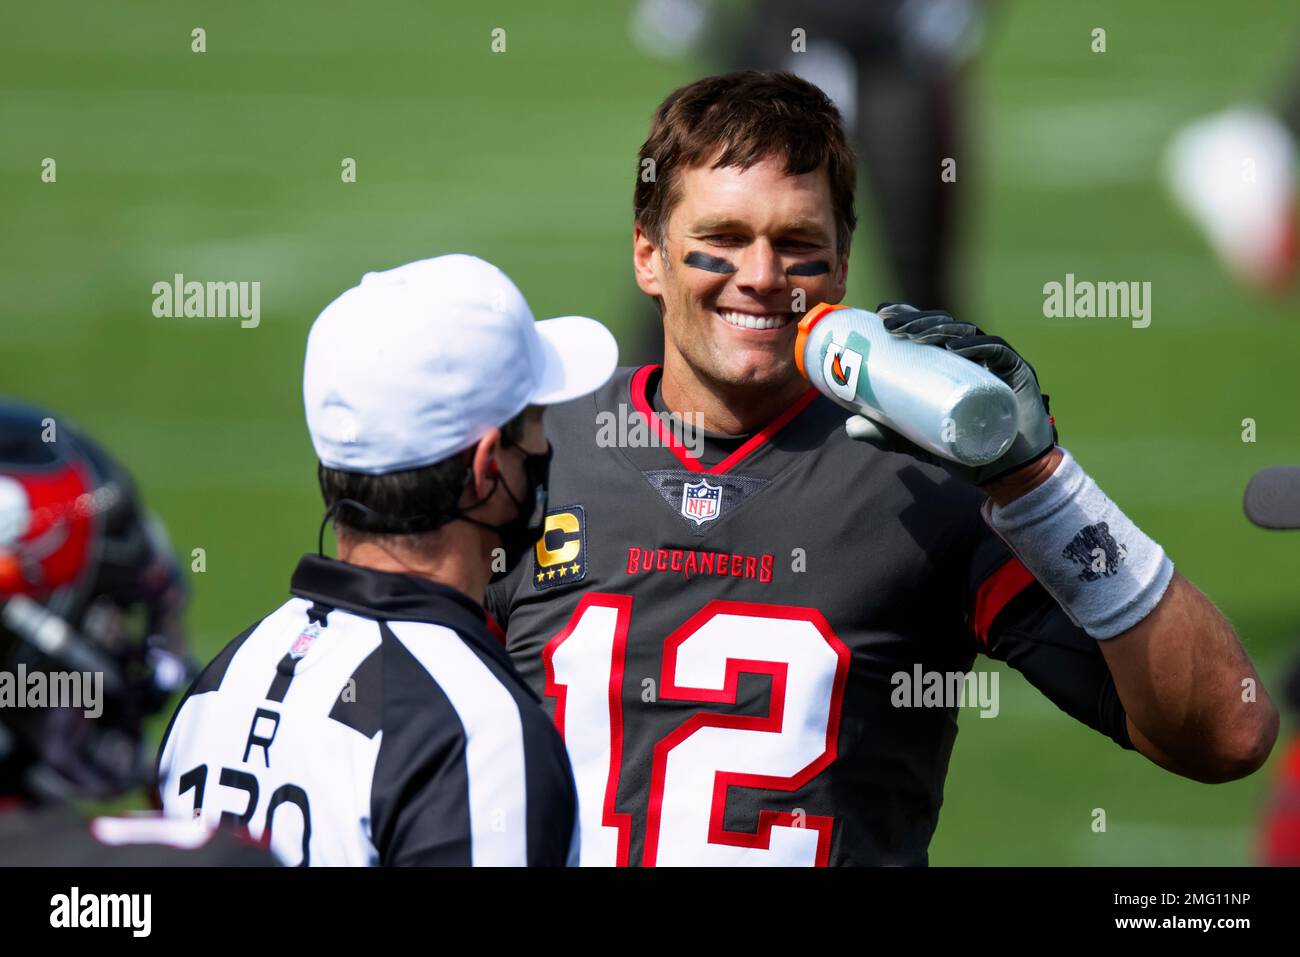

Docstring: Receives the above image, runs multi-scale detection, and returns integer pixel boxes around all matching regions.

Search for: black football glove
[844,303,1058,486]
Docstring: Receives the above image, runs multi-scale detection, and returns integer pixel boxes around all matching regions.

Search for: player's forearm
[981,450,1278,781]
[1100,573,1278,783]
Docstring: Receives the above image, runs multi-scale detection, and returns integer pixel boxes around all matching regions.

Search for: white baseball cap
[304,254,618,474]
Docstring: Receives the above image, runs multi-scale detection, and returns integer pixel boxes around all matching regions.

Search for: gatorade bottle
[794,303,1018,467]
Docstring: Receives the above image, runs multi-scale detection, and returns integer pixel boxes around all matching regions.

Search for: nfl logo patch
[290,622,321,658]
[681,479,723,526]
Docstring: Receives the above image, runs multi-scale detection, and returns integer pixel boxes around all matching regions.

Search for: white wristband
[981,448,1174,639]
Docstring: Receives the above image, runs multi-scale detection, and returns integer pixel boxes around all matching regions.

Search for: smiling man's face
[634,154,849,395]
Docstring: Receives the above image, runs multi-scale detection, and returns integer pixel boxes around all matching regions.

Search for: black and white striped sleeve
[371,621,577,866]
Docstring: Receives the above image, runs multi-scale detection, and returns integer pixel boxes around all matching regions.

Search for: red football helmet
[0,400,191,800]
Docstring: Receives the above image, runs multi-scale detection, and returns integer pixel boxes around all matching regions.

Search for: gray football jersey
[489,365,1131,866]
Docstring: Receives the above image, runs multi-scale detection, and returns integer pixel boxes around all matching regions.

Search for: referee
[156,254,618,866]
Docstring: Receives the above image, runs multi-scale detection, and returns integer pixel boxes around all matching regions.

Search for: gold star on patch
[536,571,545,583]
[558,566,568,577]
[547,569,556,579]
[569,563,581,575]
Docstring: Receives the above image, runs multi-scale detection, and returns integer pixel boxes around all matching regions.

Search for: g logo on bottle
[822,341,863,402]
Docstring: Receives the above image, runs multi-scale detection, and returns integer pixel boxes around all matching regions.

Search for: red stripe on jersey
[628,364,819,476]
[483,610,507,647]
[971,557,1037,647]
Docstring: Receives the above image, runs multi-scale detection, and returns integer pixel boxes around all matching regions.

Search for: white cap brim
[530,315,619,405]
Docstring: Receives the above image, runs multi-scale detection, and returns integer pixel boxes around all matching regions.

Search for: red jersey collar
[628,364,818,476]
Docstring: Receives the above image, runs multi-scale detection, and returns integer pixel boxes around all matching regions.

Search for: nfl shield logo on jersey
[289,622,322,658]
[681,479,723,526]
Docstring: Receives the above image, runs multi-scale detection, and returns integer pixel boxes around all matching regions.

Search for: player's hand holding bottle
[839,303,1058,487]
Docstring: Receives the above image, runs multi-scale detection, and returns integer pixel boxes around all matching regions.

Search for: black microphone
[1243,465,1300,530]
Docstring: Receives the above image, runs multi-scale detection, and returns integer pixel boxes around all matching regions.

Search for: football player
[488,71,1279,866]
[627,0,985,364]
[0,399,273,864]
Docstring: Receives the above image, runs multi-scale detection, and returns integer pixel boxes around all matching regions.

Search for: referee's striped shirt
[156,554,578,866]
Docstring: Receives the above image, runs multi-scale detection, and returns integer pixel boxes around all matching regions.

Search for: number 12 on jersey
[543,594,850,866]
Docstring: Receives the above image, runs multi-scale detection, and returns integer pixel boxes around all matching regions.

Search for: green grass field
[3,0,1298,864]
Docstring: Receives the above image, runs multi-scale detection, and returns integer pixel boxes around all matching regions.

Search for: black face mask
[316,441,552,581]
[458,442,552,581]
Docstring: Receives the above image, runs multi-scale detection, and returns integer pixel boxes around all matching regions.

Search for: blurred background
[2,0,1298,864]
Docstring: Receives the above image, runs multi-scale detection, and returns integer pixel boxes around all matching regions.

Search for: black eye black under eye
[683,251,737,274]
[787,260,831,276]
[683,251,831,277]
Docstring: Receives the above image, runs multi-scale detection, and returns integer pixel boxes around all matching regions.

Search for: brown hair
[634,71,857,254]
